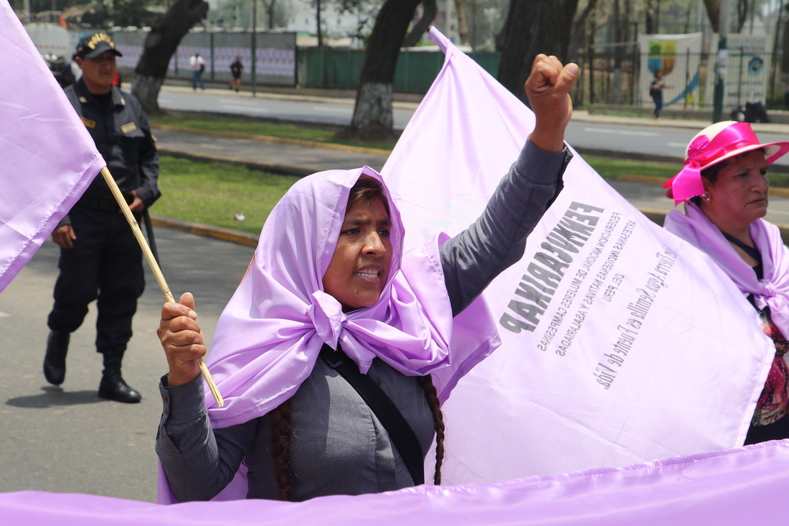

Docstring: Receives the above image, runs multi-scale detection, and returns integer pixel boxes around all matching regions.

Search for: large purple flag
[382,28,773,483]
[0,3,105,292]
[4,440,789,524]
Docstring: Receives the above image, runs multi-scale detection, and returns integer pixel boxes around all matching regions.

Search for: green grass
[156,155,300,235]
[584,155,677,180]
[585,155,789,187]
[151,113,334,141]
[154,154,680,235]
[152,122,789,235]
[149,113,396,151]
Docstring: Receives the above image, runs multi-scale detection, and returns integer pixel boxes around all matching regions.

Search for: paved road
[0,229,254,503]
[158,85,417,130]
[152,126,789,228]
[157,85,789,169]
[155,127,388,174]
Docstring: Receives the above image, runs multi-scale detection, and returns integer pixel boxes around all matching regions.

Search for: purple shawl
[202,166,499,429]
[664,202,789,338]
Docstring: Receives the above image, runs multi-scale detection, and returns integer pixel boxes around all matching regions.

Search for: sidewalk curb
[618,174,789,197]
[574,147,789,174]
[158,148,316,177]
[152,123,390,157]
[149,214,259,247]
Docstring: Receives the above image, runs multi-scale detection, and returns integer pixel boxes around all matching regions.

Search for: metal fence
[110,29,786,112]
[299,47,500,94]
[112,30,298,87]
[575,48,785,112]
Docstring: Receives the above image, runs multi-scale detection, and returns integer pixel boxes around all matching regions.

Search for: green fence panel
[301,47,500,94]
[303,47,366,89]
[393,51,445,93]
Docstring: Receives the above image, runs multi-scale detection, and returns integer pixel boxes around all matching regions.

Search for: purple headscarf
[664,202,789,337]
[202,166,500,429]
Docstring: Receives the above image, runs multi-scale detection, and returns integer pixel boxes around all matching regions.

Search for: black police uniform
[47,77,160,380]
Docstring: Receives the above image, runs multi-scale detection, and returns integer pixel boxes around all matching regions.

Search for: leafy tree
[112,0,163,28]
[403,0,436,47]
[702,0,756,33]
[454,0,469,44]
[466,0,509,50]
[341,0,422,140]
[497,0,580,106]
[131,0,209,114]
[210,0,288,30]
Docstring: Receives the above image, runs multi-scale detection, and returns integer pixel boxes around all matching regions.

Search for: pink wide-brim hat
[664,121,789,205]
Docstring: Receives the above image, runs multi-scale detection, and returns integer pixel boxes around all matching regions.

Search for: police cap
[75,32,123,59]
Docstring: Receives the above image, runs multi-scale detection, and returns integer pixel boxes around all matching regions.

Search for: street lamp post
[252,0,257,97]
[712,0,730,122]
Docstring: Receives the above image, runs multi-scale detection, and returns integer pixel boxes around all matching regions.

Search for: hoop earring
[701,193,710,202]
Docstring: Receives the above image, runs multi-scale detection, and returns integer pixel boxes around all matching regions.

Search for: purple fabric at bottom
[8,440,789,525]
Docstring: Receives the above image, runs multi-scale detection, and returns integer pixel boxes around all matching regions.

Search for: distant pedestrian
[649,70,668,120]
[190,52,205,90]
[230,56,243,92]
[52,56,75,88]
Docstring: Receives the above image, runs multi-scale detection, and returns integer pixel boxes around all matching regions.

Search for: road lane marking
[667,142,687,148]
[0,311,9,318]
[311,106,350,114]
[220,104,269,113]
[583,127,660,137]
[219,98,260,105]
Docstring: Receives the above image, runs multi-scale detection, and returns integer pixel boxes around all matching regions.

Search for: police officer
[44,33,161,403]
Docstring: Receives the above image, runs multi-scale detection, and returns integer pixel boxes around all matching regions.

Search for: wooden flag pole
[100,167,224,408]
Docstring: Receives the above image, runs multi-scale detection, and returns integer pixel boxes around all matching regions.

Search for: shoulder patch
[120,122,138,134]
[81,116,96,128]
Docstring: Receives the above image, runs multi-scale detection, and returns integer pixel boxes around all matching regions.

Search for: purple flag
[5,440,789,524]
[0,3,105,292]
[382,28,772,484]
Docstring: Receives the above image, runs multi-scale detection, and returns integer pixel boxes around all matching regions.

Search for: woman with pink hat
[663,121,789,443]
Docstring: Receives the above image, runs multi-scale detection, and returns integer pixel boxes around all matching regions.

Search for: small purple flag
[0,3,105,292]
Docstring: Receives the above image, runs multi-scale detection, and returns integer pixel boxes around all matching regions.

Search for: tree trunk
[454,0,469,45]
[131,0,208,114]
[403,0,437,48]
[497,0,580,106]
[702,0,720,33]
[316,0,323,48]
[264,0,277,29]
[783,16,789,73]
[347,0,421,137]
[568,0,599,62]
[735,0,747,33]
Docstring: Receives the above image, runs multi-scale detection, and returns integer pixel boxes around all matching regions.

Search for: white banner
[639,33,703,109]
[383,29,774,484]
[706,34,771,110]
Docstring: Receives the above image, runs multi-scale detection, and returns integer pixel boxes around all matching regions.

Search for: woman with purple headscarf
[155,55,578,502]
[663,121,789,444]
